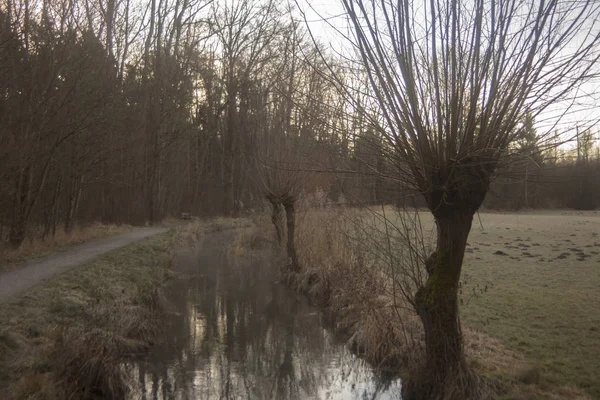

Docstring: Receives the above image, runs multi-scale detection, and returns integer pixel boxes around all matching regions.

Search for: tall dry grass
[168,218,204,248]
[294,207,425,370]
[241,206,425,371]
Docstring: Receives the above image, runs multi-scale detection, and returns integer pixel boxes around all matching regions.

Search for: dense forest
[1,0,599,248]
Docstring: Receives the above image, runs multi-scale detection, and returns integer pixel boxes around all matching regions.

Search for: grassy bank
[0,220,206,399]
[234,208,594,399]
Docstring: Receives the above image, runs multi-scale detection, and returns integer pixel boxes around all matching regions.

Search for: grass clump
[228,225,273,259]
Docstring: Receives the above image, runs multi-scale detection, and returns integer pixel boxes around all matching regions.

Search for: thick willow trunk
[407,159,494,399]
[409,210,474,399]
[282,199,299,272]
[269,200,284,245]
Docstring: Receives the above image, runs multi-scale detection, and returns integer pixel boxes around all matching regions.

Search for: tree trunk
[269,200,284,245]
[65,174,84,234]
[9,167,31,248]
[282,198,299,272]
[147,151,157,225]
[223,71,237,216]
[9,218,26,249]
[411,209,476,400]
[43,173,61,239]
[524,163,529,209]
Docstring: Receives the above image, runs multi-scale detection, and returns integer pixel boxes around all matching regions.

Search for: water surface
[128,231,401,399]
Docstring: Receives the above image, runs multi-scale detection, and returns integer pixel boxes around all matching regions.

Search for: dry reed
[235,206,592,399]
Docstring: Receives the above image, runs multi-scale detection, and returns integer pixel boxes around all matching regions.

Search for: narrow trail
[0,227,167,302]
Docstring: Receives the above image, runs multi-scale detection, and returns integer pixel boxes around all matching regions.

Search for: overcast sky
[292,0,600,148]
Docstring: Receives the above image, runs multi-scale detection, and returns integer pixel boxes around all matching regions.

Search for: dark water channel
[127,231,402,400]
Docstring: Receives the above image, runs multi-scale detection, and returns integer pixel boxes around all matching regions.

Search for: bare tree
[256,134,308,270]
[337,1,600,398]
[252,23,308,268]
[211,0,286,216]
[249,18,344,271]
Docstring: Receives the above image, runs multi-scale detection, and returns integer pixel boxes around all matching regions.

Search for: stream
[127,230,402,399]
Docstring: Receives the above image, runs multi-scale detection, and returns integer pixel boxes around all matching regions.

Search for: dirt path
[0,227,167,302]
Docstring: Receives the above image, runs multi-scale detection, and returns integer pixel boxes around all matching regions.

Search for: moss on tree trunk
[407,162,491,399]
[411,211,474,399]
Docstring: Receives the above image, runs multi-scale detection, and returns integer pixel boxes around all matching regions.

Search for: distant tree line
[355,115,600,212]
[1,0,598,250]
[485,125,600,211]
[0,0,352,247]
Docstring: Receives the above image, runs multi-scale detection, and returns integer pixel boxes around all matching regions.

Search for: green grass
[302,208,599,398]
[458,211,600,398]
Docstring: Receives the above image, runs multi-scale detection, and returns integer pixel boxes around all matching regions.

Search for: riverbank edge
[230,218,592,400]
[0,218,249,399]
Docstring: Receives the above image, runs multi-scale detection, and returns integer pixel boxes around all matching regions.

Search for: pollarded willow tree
[255,131,306,270]
[339,0,600,398]
[253,22,333,271]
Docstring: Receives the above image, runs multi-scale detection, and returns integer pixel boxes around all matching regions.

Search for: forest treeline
[1,0,599,247]
[0,0,347,247]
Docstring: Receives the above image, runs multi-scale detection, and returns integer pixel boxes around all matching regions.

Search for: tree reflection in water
[127,232,401,400]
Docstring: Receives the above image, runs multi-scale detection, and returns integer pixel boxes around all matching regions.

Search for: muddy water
[128,231,402,400]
